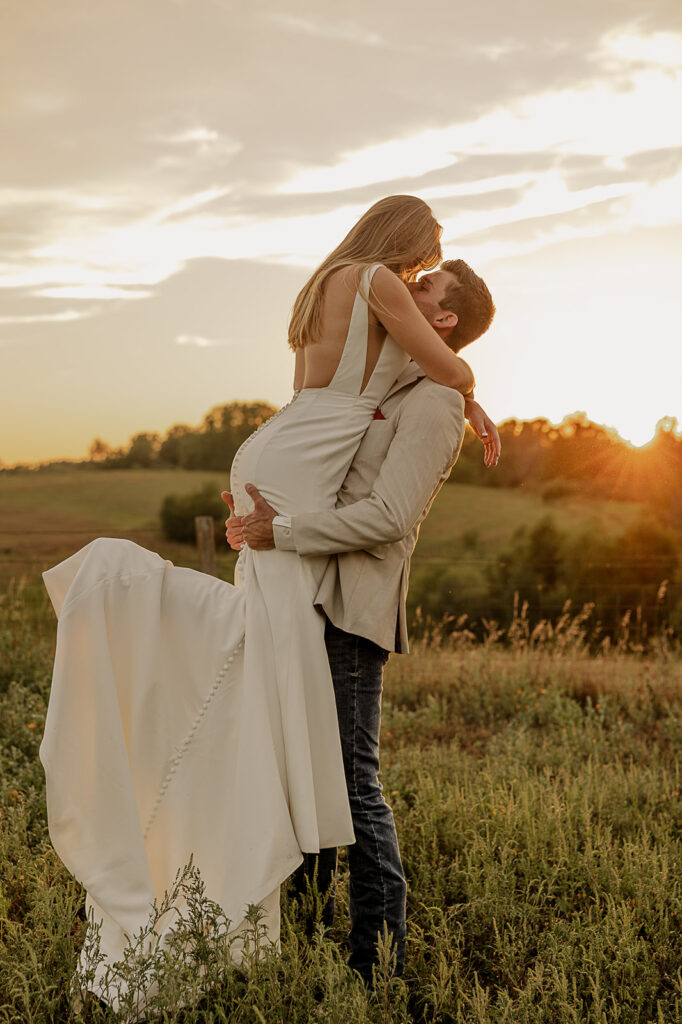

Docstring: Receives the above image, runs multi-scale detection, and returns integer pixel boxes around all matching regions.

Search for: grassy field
[0,467,641,589]
[1,583,681,1022]
[0,469,238,587]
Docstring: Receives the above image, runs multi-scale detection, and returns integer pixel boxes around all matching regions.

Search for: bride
[39,195,475,1005]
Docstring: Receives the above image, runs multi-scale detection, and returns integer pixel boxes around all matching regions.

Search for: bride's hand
[221,491,245,550]
[464,400,501,468]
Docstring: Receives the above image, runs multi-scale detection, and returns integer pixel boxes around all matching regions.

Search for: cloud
[441,173,642,241]
[619,166,682,228]
[445,168,682,268]
[0,187,123,212]
[1,159,679,306]
[2,2,680,466]
[18,91,72,115]
[261,12,385,47]
[277,64,682,196]
[175,333,232,348]
[1,10,681,349]
[160,127,221,144]
[153,127,242,165]
[474,40,526,61]
[278,132,459,195]
[600,28,682,67]
[0,309,87,324]
[35,286,153,300]
[146,187,233,224]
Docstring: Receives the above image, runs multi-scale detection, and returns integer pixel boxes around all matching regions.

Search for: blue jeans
[292,618,407,983]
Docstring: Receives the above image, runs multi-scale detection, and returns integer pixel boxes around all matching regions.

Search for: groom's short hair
[439,259,495,351]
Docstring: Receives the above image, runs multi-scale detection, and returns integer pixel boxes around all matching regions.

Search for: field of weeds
[1,583,682,1023]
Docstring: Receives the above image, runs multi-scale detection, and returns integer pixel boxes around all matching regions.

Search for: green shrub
[159,482,224,543]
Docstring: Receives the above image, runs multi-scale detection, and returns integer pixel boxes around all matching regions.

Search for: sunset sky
[1,0,681,465]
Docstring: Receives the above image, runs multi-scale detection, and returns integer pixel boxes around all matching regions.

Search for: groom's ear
[432,310,458,331]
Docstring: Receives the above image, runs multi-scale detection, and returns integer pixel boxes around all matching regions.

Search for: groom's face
[406,269,459,336]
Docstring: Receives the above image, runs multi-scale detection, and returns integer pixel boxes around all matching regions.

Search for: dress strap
[327,263,383,395]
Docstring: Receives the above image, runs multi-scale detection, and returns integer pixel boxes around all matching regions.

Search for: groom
[223,259,497,985]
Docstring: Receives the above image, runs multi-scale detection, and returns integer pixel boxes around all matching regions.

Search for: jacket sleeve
[291,385,466,557]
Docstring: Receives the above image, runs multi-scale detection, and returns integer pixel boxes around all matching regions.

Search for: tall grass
[1,582,681,1022]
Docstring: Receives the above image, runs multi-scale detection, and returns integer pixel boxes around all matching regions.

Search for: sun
[622,426,655,449]
[620,415,680,449]
[600,405,664,450]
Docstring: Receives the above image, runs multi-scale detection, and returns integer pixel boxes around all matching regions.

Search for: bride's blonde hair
[288,195,442,350]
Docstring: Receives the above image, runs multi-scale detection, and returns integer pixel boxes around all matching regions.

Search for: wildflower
[27,723,37,729]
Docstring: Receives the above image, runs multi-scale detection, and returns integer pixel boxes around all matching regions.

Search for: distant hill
[3,407,680,639]
[0,467,643,583]
[3,467,679,643]
[5,402,680,530]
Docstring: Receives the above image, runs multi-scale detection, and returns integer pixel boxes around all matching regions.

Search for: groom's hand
[221,491,245,550]
[241,484,277,550]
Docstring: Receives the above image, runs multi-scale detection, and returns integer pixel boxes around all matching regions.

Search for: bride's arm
[371,267,475,395]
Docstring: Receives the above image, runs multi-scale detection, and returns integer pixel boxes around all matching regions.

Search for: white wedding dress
[39,264,410,1005]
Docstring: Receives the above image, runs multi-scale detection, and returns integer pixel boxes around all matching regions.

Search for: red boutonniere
[373,407,385,420]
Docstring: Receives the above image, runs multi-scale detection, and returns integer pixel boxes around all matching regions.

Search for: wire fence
[0,554,677,570]
[0,530,678,566]
[2,533,678,637]
[0,528,160,535]
[0,528,678,583]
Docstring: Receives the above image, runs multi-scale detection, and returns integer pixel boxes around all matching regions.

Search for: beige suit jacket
[276,363,466,653]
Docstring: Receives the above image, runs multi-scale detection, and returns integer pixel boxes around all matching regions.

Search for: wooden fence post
[194,516,217,576]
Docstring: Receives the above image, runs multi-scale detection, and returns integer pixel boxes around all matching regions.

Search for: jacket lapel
[383,360,424,403]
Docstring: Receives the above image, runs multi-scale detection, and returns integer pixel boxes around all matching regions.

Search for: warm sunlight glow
[1,11,680,464]
[620,426,656,449]
[602,30,682,67]
[279,65,682,196]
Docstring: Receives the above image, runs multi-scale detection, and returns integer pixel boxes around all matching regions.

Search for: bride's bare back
[294,266,388,394]
[294,264,475,397]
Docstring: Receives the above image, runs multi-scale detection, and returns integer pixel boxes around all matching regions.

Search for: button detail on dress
[142,634,246,841]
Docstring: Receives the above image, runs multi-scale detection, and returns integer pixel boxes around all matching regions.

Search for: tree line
[453,412,682,528]
[87,401,279,473]
[85,401,682,527]
[3,398,679,640]
[407,513,681,643]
